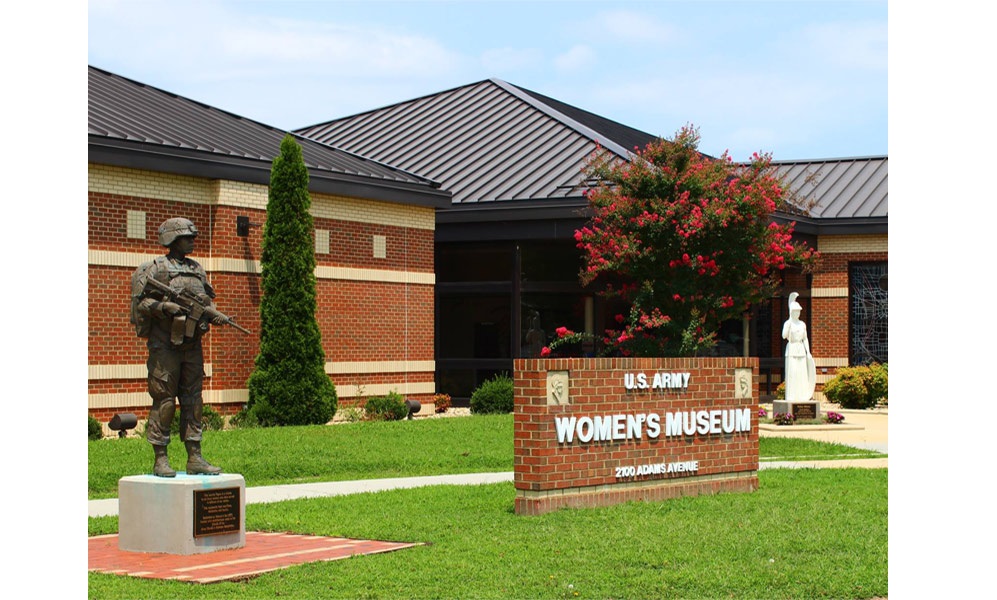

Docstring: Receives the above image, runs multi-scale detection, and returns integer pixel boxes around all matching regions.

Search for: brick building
[89,68,886,425]
[297,79,888,401]
[88,66,451,427]
[768,161,888,397]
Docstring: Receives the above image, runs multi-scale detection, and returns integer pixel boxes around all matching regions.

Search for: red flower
[540,346,551,357]
[555,326,573,338]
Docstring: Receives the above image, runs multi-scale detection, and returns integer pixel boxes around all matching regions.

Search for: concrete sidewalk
[758,406,888,453]
[89,408,887,518]
[89,472,516,518]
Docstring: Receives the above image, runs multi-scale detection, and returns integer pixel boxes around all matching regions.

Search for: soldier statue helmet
[158,217,199,247]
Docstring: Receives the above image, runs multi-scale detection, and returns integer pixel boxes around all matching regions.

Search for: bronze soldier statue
[132,218,234,477]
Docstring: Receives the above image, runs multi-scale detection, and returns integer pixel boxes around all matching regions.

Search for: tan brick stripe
[90,381,437,409]
[89,164,436,230]
[89,361,436,381]
[88,250,434,284]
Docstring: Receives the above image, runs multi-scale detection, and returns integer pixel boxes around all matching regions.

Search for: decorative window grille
[849,262,888,365]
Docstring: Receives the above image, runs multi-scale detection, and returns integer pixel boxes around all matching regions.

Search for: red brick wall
[88,266,150,366]
[811,250,888,362]
[513,357,758,515]
[88,177,437,421]
[313,216,434,272]
[89,192,213,252]
[318,280,434,362]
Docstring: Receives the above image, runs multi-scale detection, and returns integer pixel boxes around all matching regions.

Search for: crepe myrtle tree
[246,134,337,425]
[545,125,818,358]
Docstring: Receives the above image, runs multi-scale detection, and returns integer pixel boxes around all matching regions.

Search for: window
[849,262,888,364]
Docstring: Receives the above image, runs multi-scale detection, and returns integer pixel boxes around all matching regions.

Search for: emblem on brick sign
[547,371,569,405]
[735,368,752,399]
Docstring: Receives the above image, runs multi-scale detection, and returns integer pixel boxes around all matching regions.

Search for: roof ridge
[489,79,636,159]
[768,155,888,165]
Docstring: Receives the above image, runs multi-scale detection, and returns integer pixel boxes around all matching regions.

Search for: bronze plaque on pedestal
[792,403,817,421]
[193,487,241,538]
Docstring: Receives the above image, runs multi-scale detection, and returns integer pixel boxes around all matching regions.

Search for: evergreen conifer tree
[246,135,337,425]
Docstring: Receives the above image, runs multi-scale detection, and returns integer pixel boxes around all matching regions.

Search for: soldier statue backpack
[129,256,170,337]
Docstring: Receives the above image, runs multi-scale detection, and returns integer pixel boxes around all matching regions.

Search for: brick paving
[88,531,421,583]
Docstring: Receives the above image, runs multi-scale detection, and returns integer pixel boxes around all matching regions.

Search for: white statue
[782,292,816,402]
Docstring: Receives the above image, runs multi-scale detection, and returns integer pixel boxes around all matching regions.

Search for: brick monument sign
[514,357,759,515]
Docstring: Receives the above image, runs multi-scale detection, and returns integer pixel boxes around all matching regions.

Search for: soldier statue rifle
[143,276,252,337]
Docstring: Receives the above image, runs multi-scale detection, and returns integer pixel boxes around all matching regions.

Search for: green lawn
[89,469,887,599]
[89,414,887,598]
[88,414,884,499]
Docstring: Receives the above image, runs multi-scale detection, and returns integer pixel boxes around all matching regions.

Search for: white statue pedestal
[118,473,246,555]
[773,400,821,421]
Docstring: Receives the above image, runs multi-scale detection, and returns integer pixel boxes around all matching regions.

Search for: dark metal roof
[296,77,885,233]
[511,84,663,155]
[774,156,888,220]
[296,79,658,205]
[88,66,450,208]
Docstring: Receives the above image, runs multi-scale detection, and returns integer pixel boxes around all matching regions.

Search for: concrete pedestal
[773,400,821,420]
[118,473,246,555]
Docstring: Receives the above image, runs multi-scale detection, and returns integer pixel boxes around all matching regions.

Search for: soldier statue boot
[152,444,176,478]
[185,441,221,475]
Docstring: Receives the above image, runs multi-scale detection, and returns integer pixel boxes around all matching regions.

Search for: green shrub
[868,362,888,406]
[823,363,888,409]
[246,135,337,426]
[364,391,408,421]
[230,406,260,429]
[88,415,103,440]
[339,403,365,423]
[433,393,452,413]
[470,373,514,414]
[202,405,224,430]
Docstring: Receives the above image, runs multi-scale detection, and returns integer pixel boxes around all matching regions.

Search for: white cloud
[88,1,471,128]
[586,70,851,159]
[592,10,680,45]
[792,21,888,71]
[89,2,462,80]
[218,19,459,75]
[554,45,596,71]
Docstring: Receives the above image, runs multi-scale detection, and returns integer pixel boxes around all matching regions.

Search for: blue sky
[88,0,887,161]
